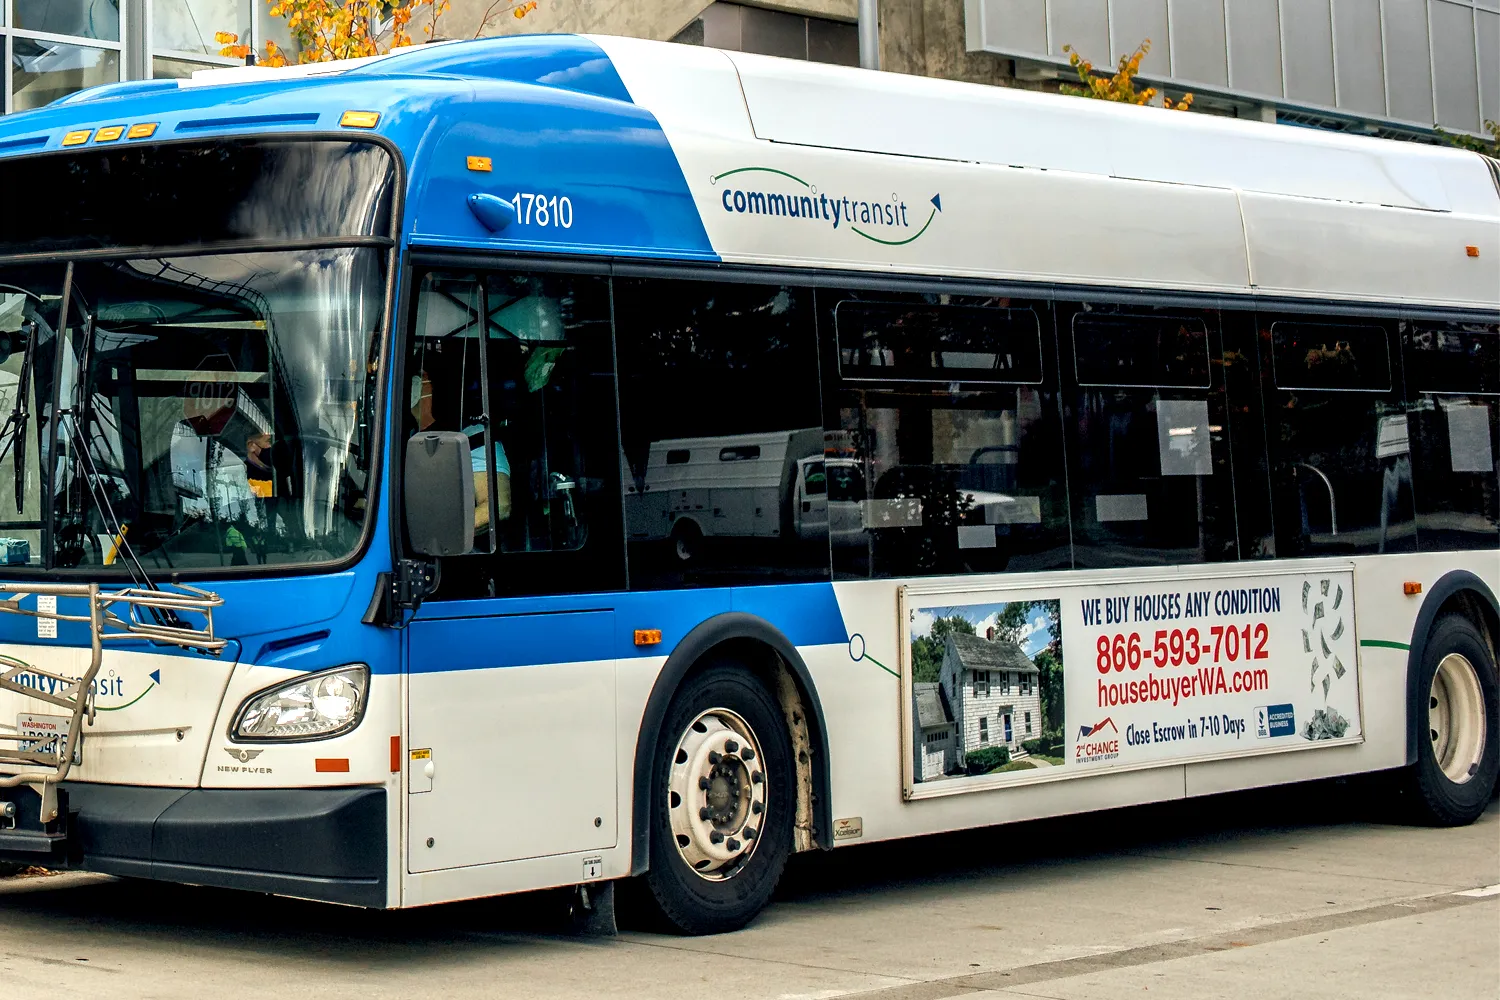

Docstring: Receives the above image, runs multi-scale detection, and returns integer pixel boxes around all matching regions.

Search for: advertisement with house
[907,599,1065,785]
[903,567,1363,794]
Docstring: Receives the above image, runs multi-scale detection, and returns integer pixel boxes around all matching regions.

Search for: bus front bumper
[0,783,387,907]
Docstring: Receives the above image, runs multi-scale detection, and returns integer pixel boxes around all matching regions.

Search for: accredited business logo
[711,166,941,246]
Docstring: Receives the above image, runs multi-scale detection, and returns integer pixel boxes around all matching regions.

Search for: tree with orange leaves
[218,0,538,66]
[1060,39,1193,111]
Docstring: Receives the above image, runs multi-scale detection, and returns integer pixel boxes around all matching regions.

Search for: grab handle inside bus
[405,431,476,557]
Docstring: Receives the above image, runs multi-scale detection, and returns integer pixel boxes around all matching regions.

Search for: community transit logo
[711,166,942,246]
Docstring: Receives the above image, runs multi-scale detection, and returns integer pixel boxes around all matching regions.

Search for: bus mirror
[405,431,475,557]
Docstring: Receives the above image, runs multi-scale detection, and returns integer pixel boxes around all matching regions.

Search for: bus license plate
[17,713,69,759]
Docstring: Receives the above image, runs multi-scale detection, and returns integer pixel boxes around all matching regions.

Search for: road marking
[1454,883,1500,898]
[827,890,1497,1000]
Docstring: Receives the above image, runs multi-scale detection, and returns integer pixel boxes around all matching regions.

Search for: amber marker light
[62,130,92,146]
[467,156,493,172]
[634,629,663,646]
[126,123,158,139]
[1466,245,1480,257]
[1403,582,1422,595]
[94,125,125,142]
[339,110,380,128]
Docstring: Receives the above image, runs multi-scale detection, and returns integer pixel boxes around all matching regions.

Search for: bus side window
[1060,302,1236,567]
[1262,313,1414,556]
[615,278,826,589]
[406,270,624,598]
[823,290,1070,579]
[1401,316,1499,552]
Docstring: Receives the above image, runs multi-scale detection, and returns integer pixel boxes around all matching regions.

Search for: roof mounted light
[340,110,380,128]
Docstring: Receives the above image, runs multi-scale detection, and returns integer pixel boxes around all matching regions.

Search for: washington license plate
[17,713,69,759]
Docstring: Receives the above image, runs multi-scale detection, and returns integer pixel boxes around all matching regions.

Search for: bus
[0,34,1494,936]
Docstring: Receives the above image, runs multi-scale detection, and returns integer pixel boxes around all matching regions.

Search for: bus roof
[2,33,1496,310]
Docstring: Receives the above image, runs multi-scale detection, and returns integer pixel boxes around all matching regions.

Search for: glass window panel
[1402,319,1500,396]
[14,0,119,40]
[11,39,120,113]
[154,0,248,55]
[1062,302,1236,567]
[1263,312,1414,556]
[152,56,223,80]
[616,278,827,589]
[0,139,395,254]
[1271,321,1391,391]
[826,289,1070,579]
[1073,308,1210,387]
[407,270,624,599]
[1403,318,1499,551]
[836,300,1043,383]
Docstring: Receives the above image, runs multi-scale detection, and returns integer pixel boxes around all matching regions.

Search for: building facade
[4,0,1495,139]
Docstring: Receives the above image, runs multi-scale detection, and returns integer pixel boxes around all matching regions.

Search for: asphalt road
[0,781,1495,1000]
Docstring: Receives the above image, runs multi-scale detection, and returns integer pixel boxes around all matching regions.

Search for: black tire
[639,662,794,935]
[670,519,702,564]
[1399,614,1499,826]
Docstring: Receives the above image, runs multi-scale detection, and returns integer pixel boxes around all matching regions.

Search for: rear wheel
[1401,614,1498,826]
[670,519,702,564]
[640,662,794,934]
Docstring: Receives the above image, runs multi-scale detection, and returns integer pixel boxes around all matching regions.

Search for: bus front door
[404,609,618,874]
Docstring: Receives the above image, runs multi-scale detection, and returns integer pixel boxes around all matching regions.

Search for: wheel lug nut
[752,801,763,814]
[744,826,757,840]
[751,770,763,784]
[708,751,722,765]
[709,830,725,844]
[724,740,739,753]
[741,748,755,762]
[726,838,740,851]
[699,807,712,821]
[698,776,711,790]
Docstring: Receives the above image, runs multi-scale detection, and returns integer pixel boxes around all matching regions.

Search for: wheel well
[1403,571,1500,765]
[629,613,833,876]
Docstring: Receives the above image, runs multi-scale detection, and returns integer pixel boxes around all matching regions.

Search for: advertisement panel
[901,565,1362,797]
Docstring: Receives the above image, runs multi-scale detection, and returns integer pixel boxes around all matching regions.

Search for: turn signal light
[1403,582,1422,595]
[467,156,493,172]
[339,110,380,128]
[634,629,663,646]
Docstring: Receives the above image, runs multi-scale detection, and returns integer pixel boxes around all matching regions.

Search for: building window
[979,717,989,743]
[672,2,857,68]
[1025,711,1032,734]
[1020,674,1032,695]
[998,671,1010,695]
[973,670,990,696]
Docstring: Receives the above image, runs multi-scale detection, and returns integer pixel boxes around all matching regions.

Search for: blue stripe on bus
[400,583,848,674]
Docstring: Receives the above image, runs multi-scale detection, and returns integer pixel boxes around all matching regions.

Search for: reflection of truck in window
[625,427,824,560]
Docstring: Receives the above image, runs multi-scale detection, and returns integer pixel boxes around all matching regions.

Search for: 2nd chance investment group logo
[711,167,942,246]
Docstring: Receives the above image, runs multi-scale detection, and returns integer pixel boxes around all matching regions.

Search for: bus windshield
[0,139,394,574]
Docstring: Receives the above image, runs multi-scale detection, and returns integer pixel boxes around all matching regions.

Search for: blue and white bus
[0,34,1494,934]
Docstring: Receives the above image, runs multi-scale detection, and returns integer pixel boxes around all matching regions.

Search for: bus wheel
[643,663,793,934]
[1403,614,1499,826]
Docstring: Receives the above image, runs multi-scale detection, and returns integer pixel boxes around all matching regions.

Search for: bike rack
[0,582,224,822]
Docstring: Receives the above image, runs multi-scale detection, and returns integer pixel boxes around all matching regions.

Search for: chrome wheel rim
[667,708,767,881]
[1430,653,1486,785]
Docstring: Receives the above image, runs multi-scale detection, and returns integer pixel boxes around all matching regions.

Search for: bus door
[402,269,625,874]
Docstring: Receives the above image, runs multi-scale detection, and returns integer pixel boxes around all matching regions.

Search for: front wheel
[640,663,794,934]
[1400,614,1499,826]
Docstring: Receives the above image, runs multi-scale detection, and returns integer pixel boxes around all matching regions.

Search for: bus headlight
[231,665,369,741]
